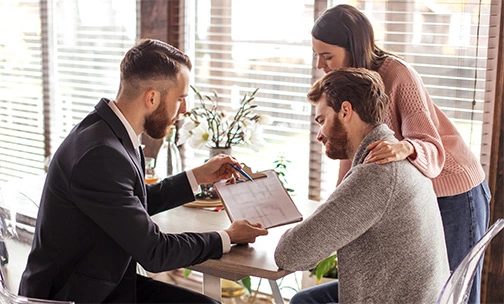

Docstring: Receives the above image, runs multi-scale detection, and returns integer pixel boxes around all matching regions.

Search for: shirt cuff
[186,169,201,194]
[217,230,231,254]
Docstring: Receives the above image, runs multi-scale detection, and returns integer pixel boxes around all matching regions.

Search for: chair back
[437,218,504,304]
[0,184,74,304]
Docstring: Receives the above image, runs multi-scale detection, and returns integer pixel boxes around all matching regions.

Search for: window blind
[0,0,137,182]
[180,0,498,201]
[316,0,497,201]
[52,0,137,149]
[0,0,498,201]
[353,0,491,154]
[0,0,44,181]
[182,0,315,199]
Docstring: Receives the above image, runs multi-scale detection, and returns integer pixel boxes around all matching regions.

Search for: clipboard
[214,170,303,229]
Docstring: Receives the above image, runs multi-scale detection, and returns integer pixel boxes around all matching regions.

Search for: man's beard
[144,99,172,139]
[324,116,349,160]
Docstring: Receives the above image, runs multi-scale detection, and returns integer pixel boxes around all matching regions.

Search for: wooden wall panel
[481,1,504,303]
[139,0,181,160]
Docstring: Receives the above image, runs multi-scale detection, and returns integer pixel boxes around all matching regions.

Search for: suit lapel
[94,99,147,201]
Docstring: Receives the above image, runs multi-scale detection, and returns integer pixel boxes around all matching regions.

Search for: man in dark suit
[18,39,268,303]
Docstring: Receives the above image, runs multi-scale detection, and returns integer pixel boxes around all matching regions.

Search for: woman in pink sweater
[300,4,491,304]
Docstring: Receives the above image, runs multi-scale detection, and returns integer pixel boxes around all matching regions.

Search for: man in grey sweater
[275,68,450,303]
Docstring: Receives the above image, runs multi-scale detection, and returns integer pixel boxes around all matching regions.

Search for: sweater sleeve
[274,163,394,271]
[383,60,445,178]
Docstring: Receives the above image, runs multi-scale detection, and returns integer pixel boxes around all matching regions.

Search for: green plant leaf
[238,276,252,294]
[183,268,192,277]
[314,254,338,282]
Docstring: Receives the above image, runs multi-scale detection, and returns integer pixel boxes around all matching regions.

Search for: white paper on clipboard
[214,170,303,229]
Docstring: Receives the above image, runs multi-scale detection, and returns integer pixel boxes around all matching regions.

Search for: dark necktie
[138,146,145,176]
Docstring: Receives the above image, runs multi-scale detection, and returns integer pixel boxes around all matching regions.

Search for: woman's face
[312,37,352,74]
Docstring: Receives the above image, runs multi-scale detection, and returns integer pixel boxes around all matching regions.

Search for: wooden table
[0,175,321,303]
[151,198,321,303]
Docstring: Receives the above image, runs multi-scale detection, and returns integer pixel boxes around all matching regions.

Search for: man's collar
[352,124,395,166]
[107,99,141,149]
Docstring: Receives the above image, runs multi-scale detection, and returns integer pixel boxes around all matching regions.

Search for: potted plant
[178,86,272,201]
[177,85,272,155]
[178,86,272,294]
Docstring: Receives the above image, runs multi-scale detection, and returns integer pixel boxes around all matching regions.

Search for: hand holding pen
[231,164,254,182]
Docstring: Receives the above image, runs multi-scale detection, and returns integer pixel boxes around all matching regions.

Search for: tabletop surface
[151,198,321,281]
[0,174,322,281]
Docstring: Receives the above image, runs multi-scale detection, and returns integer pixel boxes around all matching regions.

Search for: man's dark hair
[307,68,389,125]
[119,39,192,97]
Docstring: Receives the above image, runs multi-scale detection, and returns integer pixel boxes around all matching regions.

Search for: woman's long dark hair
[312,4,396,70]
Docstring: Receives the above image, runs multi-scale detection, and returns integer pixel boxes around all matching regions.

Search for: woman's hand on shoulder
[364,140,416,165]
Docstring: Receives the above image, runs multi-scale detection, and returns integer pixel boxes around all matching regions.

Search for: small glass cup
[144,157,159,184]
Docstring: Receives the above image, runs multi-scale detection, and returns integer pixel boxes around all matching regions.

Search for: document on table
[214,170,303,229]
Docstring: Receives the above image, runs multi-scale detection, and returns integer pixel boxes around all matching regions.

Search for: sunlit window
[0,0,498,204]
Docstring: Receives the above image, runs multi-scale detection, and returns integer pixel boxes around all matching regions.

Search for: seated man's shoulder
[395,159,433,184]
[349,160,433,195]
[342,162,397,195]
[351,160,396,180]
[384,160,437,203]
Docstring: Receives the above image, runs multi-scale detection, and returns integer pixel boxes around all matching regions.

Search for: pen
[230,164,254,182]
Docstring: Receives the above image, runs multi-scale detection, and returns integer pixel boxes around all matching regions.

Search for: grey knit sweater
[275,124,450,303]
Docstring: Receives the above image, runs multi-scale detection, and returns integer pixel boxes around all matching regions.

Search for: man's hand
[225,219,268,244]
[192,154,242,185]
[364,140,416,165]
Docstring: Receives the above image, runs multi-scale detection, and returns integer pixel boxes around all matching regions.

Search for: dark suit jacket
[19,99,223,303]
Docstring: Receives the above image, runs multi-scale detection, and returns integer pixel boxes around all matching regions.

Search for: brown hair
[119,39,192,97]
[312,4,394,70]
[307,68,389,126]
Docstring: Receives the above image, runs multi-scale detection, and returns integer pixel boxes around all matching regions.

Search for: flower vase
[198,147,232,201]
[209,147,232,158]
[156,126,182,179]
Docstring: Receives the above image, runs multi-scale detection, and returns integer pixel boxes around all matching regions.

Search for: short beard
[324,116,349,160]
[144,97,171,139]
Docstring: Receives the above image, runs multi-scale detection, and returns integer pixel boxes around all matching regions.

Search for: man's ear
[340,101,353,121]
[143,88,159,111]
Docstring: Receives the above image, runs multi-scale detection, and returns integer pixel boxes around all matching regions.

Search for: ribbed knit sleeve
[378,57,486,196]
[380,58,445,179]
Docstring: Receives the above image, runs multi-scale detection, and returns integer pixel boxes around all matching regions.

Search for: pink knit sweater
[377,56,485,197]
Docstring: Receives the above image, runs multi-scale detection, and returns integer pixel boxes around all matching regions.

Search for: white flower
[240,118,253,129]
[244,124,265,152]
[256,114,273,125]
[185,86,265,150]
[189,121,213,149]
[177,120,198,145]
